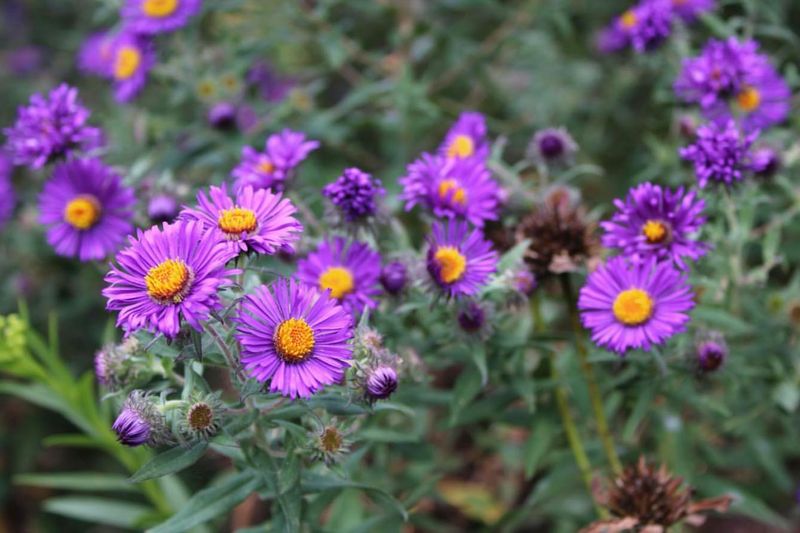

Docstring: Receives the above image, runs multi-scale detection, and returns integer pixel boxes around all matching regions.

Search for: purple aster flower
[457,300,486,333]
[598,0,673,54]
[247,61,295,103]
[380,261,407,295]
[696,331,727,372]
[671,0,715,22]
[727,66,791,131]
[207,102,237,130]
[295,237,381,315]
[231,129,319,193]
[0,155,15,228]
[103,220,237,338]
[426,220,498,299]
[400,153,500,228]
[752,146,781,178]
[528,127,578,166]
[148,194,179,225]
[601,182,708,269]
[3,83,103,169]
[578,257,695,355]
[38,159,135,262]
[234,278,353,399]
[679,120,757,188]
[121,0,202,35]
[78,31,116,77]
[438,111,490,162]
[365,366,398,402]
[112,391,169,446]
[110,32,155,103]
[180,183,302,257]
[322,167,385,222]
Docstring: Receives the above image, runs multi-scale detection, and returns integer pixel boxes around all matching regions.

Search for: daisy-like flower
[0,155,15,228]
[103,220,237,338]
[438,111,490,162]
[234,278,353,399]
[578,257,695,355]
[180,184,302,258]
[295,237,381,315]
[399,153,500,228]
[426,220,498,298]
[78,31,117,77]
[674,37,789,131]
[322,167,385,222]
[3,83,103,168]
[39,159,135,261]
[601,182,708,269]
[231,129,319,192]
[670,0,715,22]
[598,0,673,54]
[121,0,202,35]
[679,120,757,188]
[110,32,155,103]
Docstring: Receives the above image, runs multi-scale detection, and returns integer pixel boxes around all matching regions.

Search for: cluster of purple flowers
[598,0,714,54]
[322,167,385,223]
[78,1,203,102]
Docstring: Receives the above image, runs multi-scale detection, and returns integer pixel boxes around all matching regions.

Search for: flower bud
[380,261,407,295]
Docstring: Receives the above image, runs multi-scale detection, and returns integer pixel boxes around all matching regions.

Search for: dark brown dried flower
[582,457,732,533]
[514,189,599,278]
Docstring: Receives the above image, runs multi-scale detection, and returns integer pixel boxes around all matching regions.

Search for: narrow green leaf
[16,472,136,492]
[301,473,408,521]
[129,440,208,483]
[44,496,151,529]
[523,421,555,478]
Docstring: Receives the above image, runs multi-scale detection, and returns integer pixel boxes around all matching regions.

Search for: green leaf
[497,239,530,272]
[129,440,208,483]
[449,366,482,424]
[147,471,262,533]
[772,381,799,413]
[523,421,555,478]
[16,472,136,492]
[301,473,408,521]
[44,496,151,529]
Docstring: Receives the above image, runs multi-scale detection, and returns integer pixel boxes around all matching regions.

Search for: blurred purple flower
[323,167,385,222]
[679,120,757,188]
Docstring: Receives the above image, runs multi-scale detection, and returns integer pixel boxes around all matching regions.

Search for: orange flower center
[434,246,467,284]
[613,288,654,326]
[114,46,141,80]
[64,195,101,230]
[438,179,467,206]
[274,318,315,362]
[145,259,192,303]
[143,0,179,17]
[736,86,761,112]
[258,159,275,175]
[642,220,668,244]
[446,135,475,159]
[620,10,637,29]
[319,267,354,299]
[217,207,257,235]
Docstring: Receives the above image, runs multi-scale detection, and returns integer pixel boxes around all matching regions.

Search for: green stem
[560,274,623,476]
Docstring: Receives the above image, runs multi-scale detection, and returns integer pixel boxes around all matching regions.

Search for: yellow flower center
[612,288,654,326]
[114,46,141,80]
[434,246,467,284]
[257,159,275,175]
[64,195,101,230]
[217,207,257,235]
[642,220,668,244]
[446,134,475,159]
[274,318,315,362]
[319,267,354,299]
[620,10,637,29]
[143,0,179,17]
[145,259,192,303]
[438,179,467,206]
[736,86,761,112]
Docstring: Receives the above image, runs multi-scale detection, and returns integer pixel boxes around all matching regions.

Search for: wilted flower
[112,391,170,447]
[295,237,381,315]
[578,257,695,355]
[103,221,237,338]
[528,127,578,166]
[380,261,408,295]
[121,0,202,35]
[583,457,731,532]
[231,129,319,192]
[180,184,302,258]
[207,102,237,130]
[179,394,224,440]
[679,120,757,188]
[438,111,490,162]
[399,154,500,228]
[515,195,599,278]
[311,425,351,466]
[426,220,498,298]
[365,366,398,403]
[323,167,385,223]
[696,331,727,373]
[147,194,179,225]
[234,279,353,399]
[601,182,708,269]
[110,32,155,103]
[3,83,103,168]
[38,158,136,261]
